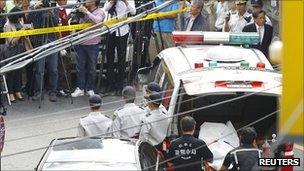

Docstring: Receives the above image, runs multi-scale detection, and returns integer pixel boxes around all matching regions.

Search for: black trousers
[7,69,22,94]
[106,32,128,91]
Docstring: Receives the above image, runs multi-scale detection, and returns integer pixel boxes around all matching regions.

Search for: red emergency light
[256,62,266,69]
[215,81,263,88]
[194,62,204,69]
[172,31,204,44]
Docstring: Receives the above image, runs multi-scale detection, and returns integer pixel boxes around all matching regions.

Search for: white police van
[138,31,282,169]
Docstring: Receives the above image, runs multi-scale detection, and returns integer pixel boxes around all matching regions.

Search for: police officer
[220,127,261,171]
[144,82,168,115]
[224,0,251,33]
[112,86,146,138]
[78,95,113,137]
[249,0,272,26]
[139,91,170,150]
[167,116,213,171]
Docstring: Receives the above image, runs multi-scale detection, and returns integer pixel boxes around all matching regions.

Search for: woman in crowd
[4,6,31,103]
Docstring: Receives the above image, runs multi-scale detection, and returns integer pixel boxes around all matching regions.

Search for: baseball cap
[89,95,102,106]
[147,82,161,93]
[122,86,136,99]
[235,0,247,5]
[147,91,162,105]
[251,0,263,7]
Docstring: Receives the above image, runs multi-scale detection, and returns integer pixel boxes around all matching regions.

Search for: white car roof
[158,45,281,96]
[181,67,281,96]
[41,138,138,170]
[159,45,273,77]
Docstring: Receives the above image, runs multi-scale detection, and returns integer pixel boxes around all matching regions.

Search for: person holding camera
[28,0,60,102]
[3,7,30,103]
[103,0,136,96]
[57,0,72,97]
[71,0,105,98]
[223,0,251,33]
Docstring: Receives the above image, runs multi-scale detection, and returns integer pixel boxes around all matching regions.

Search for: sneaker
[49,93,57,102]
[58,90,68,97]
[71,88,84,97]
[87,90,95,97]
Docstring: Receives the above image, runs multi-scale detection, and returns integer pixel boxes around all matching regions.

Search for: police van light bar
[172,31,260,45]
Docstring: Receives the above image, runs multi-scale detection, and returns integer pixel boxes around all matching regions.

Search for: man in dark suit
[243,10,273,58]
[183,0,207,31]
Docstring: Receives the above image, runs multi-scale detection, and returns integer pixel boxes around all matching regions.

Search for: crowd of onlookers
[0,0,277,104]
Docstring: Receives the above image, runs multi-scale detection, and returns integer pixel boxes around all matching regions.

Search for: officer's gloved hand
[60,49,67,57]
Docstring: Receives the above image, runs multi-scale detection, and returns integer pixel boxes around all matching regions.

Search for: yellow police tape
[0,7,187,38]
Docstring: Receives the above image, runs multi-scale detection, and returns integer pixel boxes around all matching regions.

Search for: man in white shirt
[112,86,146,138]
[78,95,113,137]
[139,92,170,150]
[224,0,251,33]
[103,0,136,96]
[214,0,229,31]
[243,10,273,58]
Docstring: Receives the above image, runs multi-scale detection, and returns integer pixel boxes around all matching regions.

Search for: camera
[70,8,85,25]
[41,0,57,7]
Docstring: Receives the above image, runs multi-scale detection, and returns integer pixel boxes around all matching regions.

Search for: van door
[153,60,175,110]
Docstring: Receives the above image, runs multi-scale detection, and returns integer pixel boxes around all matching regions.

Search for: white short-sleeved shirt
[215,1,229,30]
[111,103,146,138]
[78,112,113,137]
[228,11,251,33]
[139,108,170,146]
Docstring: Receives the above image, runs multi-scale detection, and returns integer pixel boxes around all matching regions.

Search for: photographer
[28,0,60,102]
[103,0,136,96]
[4,7,30,103]
[223,0,251,33]
[57,0,72,96]
[71,0,105,97]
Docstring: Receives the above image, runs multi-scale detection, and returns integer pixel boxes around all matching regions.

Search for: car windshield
[42,139,138,170]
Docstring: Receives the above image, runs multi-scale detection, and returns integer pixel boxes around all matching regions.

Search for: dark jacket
[242,23,273,58]
[222,144,261,171]
[27,7,59,47]
[183,14,207,31]
[0,10,7,45]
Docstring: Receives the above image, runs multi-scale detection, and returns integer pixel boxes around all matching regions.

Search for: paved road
[1,92,303,170]
[1,92,142,170]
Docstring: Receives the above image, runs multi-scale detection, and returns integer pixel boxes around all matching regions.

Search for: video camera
[41,0,57,7]
[70,0,86,25]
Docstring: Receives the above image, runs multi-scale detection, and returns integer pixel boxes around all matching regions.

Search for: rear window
[53,138,103,151]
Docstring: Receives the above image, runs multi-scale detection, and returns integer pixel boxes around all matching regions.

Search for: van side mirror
[137,67,151,84]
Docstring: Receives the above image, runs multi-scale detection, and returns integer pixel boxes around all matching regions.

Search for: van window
[154,60,174,110]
